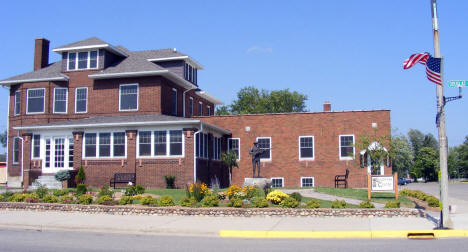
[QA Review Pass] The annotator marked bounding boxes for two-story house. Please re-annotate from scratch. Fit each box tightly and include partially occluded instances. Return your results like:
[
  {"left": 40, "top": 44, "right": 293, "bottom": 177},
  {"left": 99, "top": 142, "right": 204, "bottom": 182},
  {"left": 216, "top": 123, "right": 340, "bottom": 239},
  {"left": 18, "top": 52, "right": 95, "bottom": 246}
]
[{"left": 1, "top": 37, "right": 392, "bottom": 189}]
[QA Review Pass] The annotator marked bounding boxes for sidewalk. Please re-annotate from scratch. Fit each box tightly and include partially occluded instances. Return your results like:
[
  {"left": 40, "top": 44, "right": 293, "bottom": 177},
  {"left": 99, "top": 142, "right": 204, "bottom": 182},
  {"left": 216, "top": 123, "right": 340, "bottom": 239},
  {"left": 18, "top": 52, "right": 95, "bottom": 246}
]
[{"left": 0, "top": 210, "right": 443, "bottom": 238}]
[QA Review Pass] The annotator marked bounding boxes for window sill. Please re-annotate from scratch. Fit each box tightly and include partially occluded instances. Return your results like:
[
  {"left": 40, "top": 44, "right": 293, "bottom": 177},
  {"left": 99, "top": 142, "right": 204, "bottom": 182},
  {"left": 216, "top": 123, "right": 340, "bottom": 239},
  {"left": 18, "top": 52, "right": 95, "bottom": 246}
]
[
  {"left": 299, "top": 158, "right": 315, "bottom": 161},
  {"left": 137, "top": 156, "right": 184, "bottom": 159},
  {"left": 339, "top": 157, "right": 355, "bottom": 161},
  {"left": 75, "top": 111, "right": 88, "bottom": 114},
  {"left": 82, "top": 157, "right": 127, "bottom": 160},
  {"left": 260, "top": 159, "right": 272, "bottom": 162},
  {"left": 26, "top": 112, "right": 45, "bottom": 115}
]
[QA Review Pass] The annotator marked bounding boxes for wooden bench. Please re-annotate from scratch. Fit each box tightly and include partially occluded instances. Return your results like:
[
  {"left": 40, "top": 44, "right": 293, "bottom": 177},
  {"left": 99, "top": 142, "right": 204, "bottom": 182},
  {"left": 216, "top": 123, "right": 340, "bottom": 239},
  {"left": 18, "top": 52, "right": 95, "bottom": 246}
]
[
  {"left": 334, "top": 169, "right": 349, "bottom": 188},
  {"left": 109, "top": 173, "right": 136, "bottom": 189}
]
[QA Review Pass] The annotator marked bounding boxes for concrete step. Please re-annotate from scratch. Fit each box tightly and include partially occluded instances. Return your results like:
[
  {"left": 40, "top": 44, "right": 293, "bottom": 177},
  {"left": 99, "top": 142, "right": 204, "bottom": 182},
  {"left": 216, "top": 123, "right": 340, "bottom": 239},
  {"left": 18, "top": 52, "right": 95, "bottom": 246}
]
[{"left": 30, "top": 176, "right": 62, "bottom": 190}]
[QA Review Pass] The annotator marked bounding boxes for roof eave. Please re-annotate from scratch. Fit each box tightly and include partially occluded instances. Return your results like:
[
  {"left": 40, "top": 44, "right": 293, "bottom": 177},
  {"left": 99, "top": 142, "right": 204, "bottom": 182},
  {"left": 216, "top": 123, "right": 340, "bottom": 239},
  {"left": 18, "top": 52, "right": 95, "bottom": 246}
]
[
  {"left": 88, "top": 70, "right": 169, "bottom": 79},
  {"left": 53, "top": 44, "right": 128, "bottom": 57},
  {"left": 196, "top": 91, "right": 223, "bottom": 105},
  {"left": 148, "top": 56, "right": 204, "bottom": 70},
  {"left": 0, "top": 76, "right": 69, "bottom": 86}
]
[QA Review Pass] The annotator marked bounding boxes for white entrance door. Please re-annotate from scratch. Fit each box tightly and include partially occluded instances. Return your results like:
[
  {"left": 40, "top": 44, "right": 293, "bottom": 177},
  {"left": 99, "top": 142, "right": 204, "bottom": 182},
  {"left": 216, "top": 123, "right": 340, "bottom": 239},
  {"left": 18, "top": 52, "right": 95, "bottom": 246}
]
[
  {"left": 43, "top": 137, "right": 72, "bottom": 172},
  {"left": 367, "top": 155, "right": 384, "bottom": 175}
]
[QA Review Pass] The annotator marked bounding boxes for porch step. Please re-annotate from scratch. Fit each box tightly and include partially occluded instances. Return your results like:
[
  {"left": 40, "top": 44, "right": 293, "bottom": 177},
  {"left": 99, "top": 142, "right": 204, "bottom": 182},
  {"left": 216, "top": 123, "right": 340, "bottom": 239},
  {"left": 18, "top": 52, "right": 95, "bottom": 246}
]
[{"left": 29, "top": 176, "right": 62, "bottom": 190}]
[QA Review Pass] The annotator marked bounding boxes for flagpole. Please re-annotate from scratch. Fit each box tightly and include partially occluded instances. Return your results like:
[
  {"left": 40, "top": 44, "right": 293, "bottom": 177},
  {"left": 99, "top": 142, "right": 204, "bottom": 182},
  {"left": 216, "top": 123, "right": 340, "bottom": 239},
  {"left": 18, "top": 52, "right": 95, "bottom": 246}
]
[{"left": 431, "top": 0, "right": 451, "bottom": 229}]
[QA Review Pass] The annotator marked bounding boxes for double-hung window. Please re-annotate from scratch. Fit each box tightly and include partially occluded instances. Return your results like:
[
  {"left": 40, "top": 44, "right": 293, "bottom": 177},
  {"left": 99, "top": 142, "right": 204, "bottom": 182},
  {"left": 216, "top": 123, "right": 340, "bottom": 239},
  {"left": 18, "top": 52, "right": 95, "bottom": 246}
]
[
  {"left": 13, "top": 137, "right": 20, "bottom": 164},
  {"left": 198, "top": 102, "right": 203, "bottom": 116},
  {"left": 301, "top": 177, "right": 314, "bottom": 187},
  {"left": 68, "top": 50, "right": 98, "bottom": 70},
  {"left": 171, "top": 88, "right": 177, "bottom": 116},
  {"left": 271, "top": 178, "right": 284, "bottom": 188},
  {"left": 27, "top": 88, "right": 45, "bottom": 114},
  {"left": 154, "top": 131, "right": 167, "bottom": 156},
  {"left": 169, "top": 130, "right": 183, "bottom": 156},
  {"left": 120, "top": 84, "right": 138, "bottom": 111},
  {"left": 32, "top": 135, "right": 40, "bottom": 158},
  {"left": 84, "top": 132, "right": 126, "bottom": 158},
  {"left": 14, "top": 90, "right": 20, "bottom": 115},
  {"left": 299, "top": 136, "right": 314, "bottom": 160},
  {"left": 189, "top": 97, "right": 193, "bottom": 117},
  {"left": 228, "top": 138, "right": 240, "bottom": 160},
  {"left": 257, "top": 137, "right": 271, "bottom": 161},
  {"left": 75, "top": 87, "right": 88, "bottom": 113},
  {"left": 206, "top": 106, "right": 211, "bottom": 116},
  {"left": 138, "top": 131, "right": 152, "bottom": 156},
  {"left": 213, "top": 137, "right": 221, "bottom": 160},
  {"left": 53, "top": 88, "right": 68, "bottom": 113},
  {"left": 138, "top": 130, "right": 184, "bottom": 157},
  {"left": 339, "top": 135, "right": 355, "bottom": 160},
  {"left": 196, "top": 133, "right": 209, "bottom": 159}
]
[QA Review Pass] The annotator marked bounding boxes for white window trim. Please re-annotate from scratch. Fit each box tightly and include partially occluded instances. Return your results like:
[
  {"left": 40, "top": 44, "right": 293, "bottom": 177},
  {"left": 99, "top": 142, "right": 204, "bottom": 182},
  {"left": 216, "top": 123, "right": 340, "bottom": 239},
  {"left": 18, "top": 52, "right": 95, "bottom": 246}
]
[
  {"left": 12, "top": 137, "right": 20, "bottom": 164},
  {"left": 256, "top": 136, "right": 272, "bottom": 162},
  {"left": 136, "top": 129, "right": 185, "bottom": 159},
  {"left": 26, "top": 88, "right": 46, "bottom": 115},
  {"left": 301, "top": 177, "right": 315, "bottom": 187},
  {"left": 119, "top": 83, "right": 139, "bottom": 111},
  {"left": 82, "top": 131, "right": 128, "bottom": 159},
  {"left": 67, "top": 50, "right": 99, "bottom": 71},
  {"left": 14, "top": 90, "right": 20, "bottom": 116},
  {"left": 189, "top": 97, "right": 194, "bottom": 116},
  {"left": 339, "top": 134, "right": 355, "bottom": 160},
  {"left": 298, "top": 136, "right": 315, "bottom": 160},
  {"left": 228, "top": 138, "right": 241, "bottom": 161},
  {"left": 75, "top": 87, "right": 88, "bottom": 113},
  {"left": 271, "top": 177, "right": 284, "bottom": 188},
  {"left": 172, "top": 88, "right": 178, "bottom": 116},
  {"left": 53, "top": 87, "right": 68, "bottom": 114},
  {"left": 198, "top": 101, "right": 203, "bottom": 116}
]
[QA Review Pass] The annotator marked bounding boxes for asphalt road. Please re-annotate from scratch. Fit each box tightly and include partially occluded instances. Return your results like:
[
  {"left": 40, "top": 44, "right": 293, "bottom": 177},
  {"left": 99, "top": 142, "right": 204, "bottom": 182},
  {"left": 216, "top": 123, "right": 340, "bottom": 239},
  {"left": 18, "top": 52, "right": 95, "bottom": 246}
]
[
  {"left": 401, "top": 182, "right": 468, "bottom": 201},
  {"left": 0, "top": 228, "right": 466, "bottom": 252}
]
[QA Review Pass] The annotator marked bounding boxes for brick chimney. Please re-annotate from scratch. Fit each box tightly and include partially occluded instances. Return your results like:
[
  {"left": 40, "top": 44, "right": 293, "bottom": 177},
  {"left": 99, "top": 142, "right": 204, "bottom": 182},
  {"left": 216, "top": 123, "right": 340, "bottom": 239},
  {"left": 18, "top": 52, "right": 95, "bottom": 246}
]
[
  {"left": 34, "top": 38, "right": 50, "bottom": 71},
  {"left": 323, "top": 101, "right": 331, "bottom": 112}
]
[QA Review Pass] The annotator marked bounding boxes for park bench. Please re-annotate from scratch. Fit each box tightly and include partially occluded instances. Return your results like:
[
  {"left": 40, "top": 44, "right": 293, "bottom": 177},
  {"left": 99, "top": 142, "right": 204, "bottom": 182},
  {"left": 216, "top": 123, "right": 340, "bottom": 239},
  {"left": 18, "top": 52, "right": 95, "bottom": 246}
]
[
  {"left": 109, "top": 173, "right": 136, "bottom": 189},
  {"left": 334, "top": 169, "right": 349, "bottom": 188}
]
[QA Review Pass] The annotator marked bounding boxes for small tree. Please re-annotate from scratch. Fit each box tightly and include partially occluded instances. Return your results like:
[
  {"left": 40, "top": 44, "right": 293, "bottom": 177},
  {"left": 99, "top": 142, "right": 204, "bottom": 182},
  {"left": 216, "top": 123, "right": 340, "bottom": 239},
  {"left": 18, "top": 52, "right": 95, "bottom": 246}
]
[
  {"left": 75, "top": 166, "right": 86, "bottom": 184},
  {"left": 357, "top": 131, "right": 394, "bottom": 175},
  {"left": 221, "top": 151, "right": 238, "bottom": 185}
]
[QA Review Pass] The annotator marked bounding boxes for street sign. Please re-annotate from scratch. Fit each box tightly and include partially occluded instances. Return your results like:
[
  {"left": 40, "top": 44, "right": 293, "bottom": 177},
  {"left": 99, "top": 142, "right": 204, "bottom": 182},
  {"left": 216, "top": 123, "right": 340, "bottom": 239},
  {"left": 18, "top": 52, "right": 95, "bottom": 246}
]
[{"left": 447, "top": 80, "right": 468, "bottom": 87}]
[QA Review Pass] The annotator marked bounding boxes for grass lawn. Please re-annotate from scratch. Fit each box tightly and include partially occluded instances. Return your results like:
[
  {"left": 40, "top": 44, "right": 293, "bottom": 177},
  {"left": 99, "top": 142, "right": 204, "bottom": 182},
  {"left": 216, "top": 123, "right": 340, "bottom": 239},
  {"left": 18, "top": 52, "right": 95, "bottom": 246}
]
[
  {"left": 314, "top": 187, "right": 414, "bottom": 208},
  {"left": 145, "top": 188, "right": 187, "bottom": 203}
]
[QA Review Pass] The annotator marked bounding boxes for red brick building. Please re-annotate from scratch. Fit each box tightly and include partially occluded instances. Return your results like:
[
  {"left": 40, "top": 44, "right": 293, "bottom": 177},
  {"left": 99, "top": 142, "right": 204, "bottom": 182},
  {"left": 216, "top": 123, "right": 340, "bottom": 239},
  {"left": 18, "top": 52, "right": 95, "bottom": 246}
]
[{"left": 1, "top": 38, "right": 391, "bottom": 189}]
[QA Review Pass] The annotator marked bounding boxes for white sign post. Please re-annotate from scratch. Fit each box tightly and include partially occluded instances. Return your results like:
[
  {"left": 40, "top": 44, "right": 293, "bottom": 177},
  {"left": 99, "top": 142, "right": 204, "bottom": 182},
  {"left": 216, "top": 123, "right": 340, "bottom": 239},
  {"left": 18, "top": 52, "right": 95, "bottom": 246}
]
[{"left": 367, "top": 173, "right": 398, "bottom": 200}]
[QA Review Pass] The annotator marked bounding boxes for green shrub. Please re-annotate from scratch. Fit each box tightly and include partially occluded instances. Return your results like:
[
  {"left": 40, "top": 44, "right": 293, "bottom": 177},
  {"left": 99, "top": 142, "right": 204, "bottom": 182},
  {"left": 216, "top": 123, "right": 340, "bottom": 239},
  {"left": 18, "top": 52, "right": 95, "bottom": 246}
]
[
  {"left": 54, "top": 170, "right": 71, "bottom": 182},
  {"left": 384, "top": 200, "right": 400, "bottom": 208},
  {"left": 33, "top": 183, "right": 49, "bottom": 199},
  {"left": 0, "top": 195, "right": 4, "bottom": 202},
  {"left": 427, "top": 196, "right": 440, "bottom": 208},
  {"left": 187, "top": 182, "right": 209, "bottom": 202},
  {"left": 96, "top": 195, "right": 113, "bottom": 204},
  {"left": 42, "top": 195, "right": 59, "bottom": 203},
  {"left": 140, "top": 196, "right": 157, "bottom": 206},
  {"left": 251, "top": 197, "right": 269, "bottom": 208},
  {"left": 279, "top": 197, "right": 299, "bottom": 208},
  {"left": 289, "top": 192, "right": 303, "bottom": 202},
  {"left": 119, "top": 196, "right": 134, "bottom": 205},
  {"left": 59, "top": 195, "right": 75, "bottom": 204},
  {"left": 180, "top": 197, "right": 198, "bottom": 207},
  {"left": 78, "top": 194, "right": 93, "bottom": 205},
  {"left": 158, "top": 195, "right": 175, "bottom": 207},
  {"left": 164, "top": 175, "right": 176, "bottom": 189},
  {"left": 201, "top": 195, "right": 219, "bottom": 207},
  {"left": 305, "top": 199, "right": 321, "bottom": 209},
  {"left": 125, "top": 185, "right": 145, "bottom": 196},
  {"left": 359, "top": 200, "right": 375, "bottom": 208},
  {"left": 97, "top": 186, "right": 114, "bottom": 198},
  {"left": 331, "top": 200, "right": 347, "bottom": 209},
  {"left": 228, "top": 197, "right": 243, "bottom": 208},
  {"left": 9, "top": 193, "right": 28, "bottom": 202},
  {"left": 53, "top": 189, "right": 69, "bottom": 197},
  {"left": 266, "top": 190, "right": 289, "bottom": 204},
  {"left": 76, "top": 166, "right": 86, "bottom": 184},
  {"left": 75, "top": 184, "right": 87, "bottom": 196}
]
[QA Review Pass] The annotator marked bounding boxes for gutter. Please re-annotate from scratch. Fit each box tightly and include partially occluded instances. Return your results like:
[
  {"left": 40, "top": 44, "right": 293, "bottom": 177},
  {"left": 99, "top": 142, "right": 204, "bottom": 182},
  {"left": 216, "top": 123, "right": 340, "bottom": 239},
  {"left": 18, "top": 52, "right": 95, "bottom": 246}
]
[
  {"left": 16, "top": 133, "right": 24, "bottom": 188},
  {"left": 0, "top": 76, "right": 69, "bottom": 85},
  {"left": 5, "top": 87, "right": 9, "bottom": 185},
  {"left": 193, "top": 122, "right": 203, "bottom": 183}
]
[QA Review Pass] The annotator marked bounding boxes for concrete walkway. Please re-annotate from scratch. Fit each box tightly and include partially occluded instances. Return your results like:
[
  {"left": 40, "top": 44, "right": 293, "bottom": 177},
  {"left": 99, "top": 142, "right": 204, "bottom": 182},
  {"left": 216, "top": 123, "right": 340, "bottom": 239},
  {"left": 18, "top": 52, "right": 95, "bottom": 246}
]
[
  {"left": 0, "top": 210, "right": 437, "bottom": 238},
  {"left": 280, "top": 189, "right": 386, "bottom": 208}
]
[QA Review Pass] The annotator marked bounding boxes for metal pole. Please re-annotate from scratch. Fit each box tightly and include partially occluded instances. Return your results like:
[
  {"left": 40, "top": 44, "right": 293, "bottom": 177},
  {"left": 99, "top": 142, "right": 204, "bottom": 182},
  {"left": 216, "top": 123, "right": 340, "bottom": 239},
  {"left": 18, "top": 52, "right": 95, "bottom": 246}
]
[{"left": 431, "top": 0, "right": 451, "bottom": 228}]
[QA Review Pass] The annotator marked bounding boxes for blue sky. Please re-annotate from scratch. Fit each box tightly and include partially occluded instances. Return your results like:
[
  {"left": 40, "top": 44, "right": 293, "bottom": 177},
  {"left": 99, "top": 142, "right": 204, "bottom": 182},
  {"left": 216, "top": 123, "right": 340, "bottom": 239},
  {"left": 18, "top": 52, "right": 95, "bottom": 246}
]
[{"left": 1, "top": 0, "right": 467, "bottom": 152}]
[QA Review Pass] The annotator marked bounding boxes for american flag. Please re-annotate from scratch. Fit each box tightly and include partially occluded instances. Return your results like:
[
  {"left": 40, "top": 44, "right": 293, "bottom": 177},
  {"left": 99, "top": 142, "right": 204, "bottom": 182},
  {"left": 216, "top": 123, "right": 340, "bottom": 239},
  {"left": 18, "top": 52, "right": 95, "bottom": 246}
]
[{"left": 403, "top": 52, "right": 442, "bottom": 85}]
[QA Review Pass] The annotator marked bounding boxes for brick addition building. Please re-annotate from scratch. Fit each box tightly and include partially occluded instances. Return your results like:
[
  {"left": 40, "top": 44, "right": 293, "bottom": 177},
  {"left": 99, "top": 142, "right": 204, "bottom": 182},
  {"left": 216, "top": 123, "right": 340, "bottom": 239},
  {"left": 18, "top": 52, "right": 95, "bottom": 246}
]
[{"left": 1, "top": 37, "right": 391, "bottom": 189}]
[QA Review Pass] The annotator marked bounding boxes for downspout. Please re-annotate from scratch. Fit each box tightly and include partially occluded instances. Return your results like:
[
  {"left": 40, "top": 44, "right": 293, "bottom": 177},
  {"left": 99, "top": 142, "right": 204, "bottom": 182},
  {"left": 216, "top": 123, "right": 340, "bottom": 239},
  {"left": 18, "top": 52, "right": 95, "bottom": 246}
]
[
  {"left": 193, "top": 122, "right": 203, "bottom": 183},
  {"left": 5, "top": 86, "right": 10, "bottom": 185}
]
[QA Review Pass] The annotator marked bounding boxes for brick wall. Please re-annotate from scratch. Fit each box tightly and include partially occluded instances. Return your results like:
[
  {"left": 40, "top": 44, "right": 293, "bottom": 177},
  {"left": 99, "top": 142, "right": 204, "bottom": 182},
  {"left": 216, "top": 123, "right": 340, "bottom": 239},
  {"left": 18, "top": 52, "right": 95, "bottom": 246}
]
[{"left": 199, "top": 111, "right": 391, "bottom": 188}]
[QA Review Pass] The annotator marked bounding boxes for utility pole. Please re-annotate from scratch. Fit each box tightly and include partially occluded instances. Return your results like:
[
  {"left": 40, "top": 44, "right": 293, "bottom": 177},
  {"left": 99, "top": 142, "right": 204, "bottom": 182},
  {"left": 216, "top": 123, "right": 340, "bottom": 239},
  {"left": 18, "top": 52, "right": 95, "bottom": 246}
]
[{"left": 430, "top": 0, "right": 451, "bottom": 228}]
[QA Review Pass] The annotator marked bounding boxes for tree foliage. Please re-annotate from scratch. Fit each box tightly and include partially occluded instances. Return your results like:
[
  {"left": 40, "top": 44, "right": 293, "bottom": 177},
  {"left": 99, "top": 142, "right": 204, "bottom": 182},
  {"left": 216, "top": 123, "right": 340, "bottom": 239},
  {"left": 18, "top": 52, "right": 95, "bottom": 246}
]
[
  {"left": 356, "top": 131, "right": 393, "bottom": 175},
  {"left": 448, "top": 136, "right": 468, "bottom": 178},
  {"left": 221, "top": 151, "right": 239, "bottom": 185},
  {"left": 411, "top": 147, "right": 439, "bottom": 181},
  {"left": 0, "top": 130, "right": 7, "bottom": 148},
  {"left": 391, "top": 135, "right": 413, "bottom": 178},
  {"left": 216, "top": 86, "right": 307, "bottom": 115}
]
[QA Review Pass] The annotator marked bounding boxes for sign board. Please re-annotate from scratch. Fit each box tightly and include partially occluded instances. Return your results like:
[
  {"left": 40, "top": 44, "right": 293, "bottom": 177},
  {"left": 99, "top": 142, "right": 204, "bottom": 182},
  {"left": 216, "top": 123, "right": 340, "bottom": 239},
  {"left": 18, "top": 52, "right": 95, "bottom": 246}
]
[
  {"left": 367, "top": 173, "right": 398, "bottom": 200},
  {"left": 448, "top": 80, "right": 468, "bottom": 87},
  {"left": 371, "top": 176, "right": 394, "bottom": 191}
]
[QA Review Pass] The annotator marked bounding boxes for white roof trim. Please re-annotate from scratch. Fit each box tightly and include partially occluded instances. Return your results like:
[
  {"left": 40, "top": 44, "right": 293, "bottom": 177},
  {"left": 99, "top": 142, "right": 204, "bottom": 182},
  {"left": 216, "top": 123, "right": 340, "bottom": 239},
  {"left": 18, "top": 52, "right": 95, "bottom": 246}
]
[
  {"left": 148, "top": 56, "right": 204, "bottom": 70},
  {"left": 53, "top": 44, "right": 128, "bottom": 57},
  {"left": 13, "top": 120, "right": 231, "bottom": 134},
  {"left": 196, "top": 91, "right": 223, "bottom": 105},
  {"left": 0, "top": 76, "right": 69, "bottom": 85},
  {"left": 162, "top": 71, "right": 197, "bottom": 90},
  {"left": 89, "top": 70, "right": 169, "bottom": 79}
]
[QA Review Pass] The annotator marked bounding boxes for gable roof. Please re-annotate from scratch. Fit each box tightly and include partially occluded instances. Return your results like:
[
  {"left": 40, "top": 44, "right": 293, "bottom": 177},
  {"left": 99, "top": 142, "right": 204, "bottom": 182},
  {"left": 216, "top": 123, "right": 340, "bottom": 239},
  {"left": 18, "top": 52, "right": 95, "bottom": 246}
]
[
  {"left": 53, "top": 37, "right": 128, "bottom": 57},
  {"left": 13, "top": 113, "right": 231, "bottom": 134},
  {"left": 0, "top": 61, "right": 68, "bottom": 85}
]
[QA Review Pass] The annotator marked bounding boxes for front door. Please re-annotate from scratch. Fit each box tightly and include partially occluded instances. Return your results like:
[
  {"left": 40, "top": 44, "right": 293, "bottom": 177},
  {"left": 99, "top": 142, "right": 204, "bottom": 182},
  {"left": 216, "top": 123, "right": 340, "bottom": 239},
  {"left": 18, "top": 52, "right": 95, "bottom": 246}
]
[{"left": 43, "top": 137, "right": 73, "bottom": 172}]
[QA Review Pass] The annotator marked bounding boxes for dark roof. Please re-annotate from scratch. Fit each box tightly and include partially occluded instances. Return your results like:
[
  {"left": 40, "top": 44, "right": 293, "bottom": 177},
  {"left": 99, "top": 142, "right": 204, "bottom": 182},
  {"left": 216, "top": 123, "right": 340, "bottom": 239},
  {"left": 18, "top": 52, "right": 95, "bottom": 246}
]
[
  {"left": 54, "top": 37, "right": 108, "bottom": 50},
  {"left": 132, "top": 49, "right": 187, "bottom": 59},
  {"left": 93, "top": 52, "right": 167, "bottom": 75},
  {"left": 0, "top": 61, "right": 67, "bottom": 84}
]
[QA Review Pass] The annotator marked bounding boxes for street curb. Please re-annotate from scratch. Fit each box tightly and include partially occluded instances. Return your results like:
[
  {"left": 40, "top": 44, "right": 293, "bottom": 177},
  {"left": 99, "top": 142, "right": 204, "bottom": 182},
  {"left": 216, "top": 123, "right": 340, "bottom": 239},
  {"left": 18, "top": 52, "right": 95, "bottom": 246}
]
[{"left": 219, "top": 230, "right": 468, "bottom": 239}]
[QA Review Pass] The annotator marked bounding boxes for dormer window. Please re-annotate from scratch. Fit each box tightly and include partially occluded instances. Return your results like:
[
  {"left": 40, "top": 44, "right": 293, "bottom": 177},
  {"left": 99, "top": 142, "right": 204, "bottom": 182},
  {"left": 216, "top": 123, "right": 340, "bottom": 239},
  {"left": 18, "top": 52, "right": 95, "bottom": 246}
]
[
  {"left": 184, "top": 63, "right": 197, "bottom": 84},
  {"left": 67, "top": 50, "right": 98, "bottom": 71}
]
